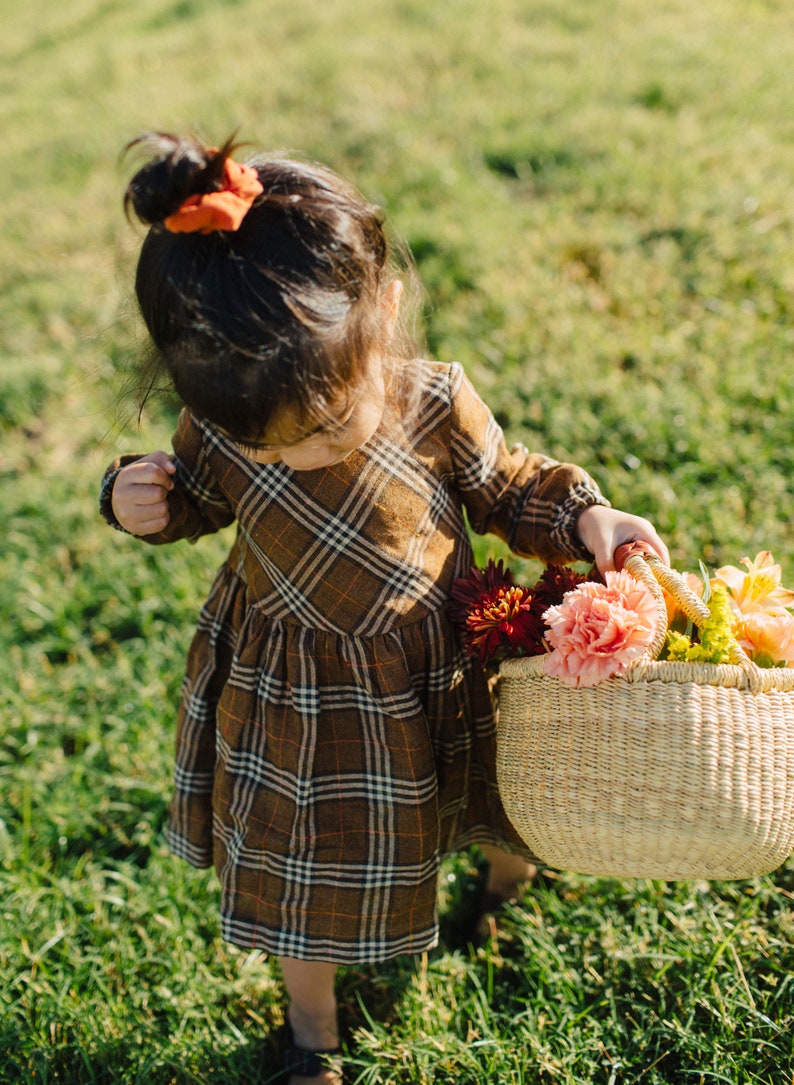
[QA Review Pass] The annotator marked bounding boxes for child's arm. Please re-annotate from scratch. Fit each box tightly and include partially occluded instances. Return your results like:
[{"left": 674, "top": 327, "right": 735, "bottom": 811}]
[
  {"left": 99, "top": 410, "right": 235, "bottom": 543},
  {"left": 447, "top": 364, "right": 667, "bottom": 569}
]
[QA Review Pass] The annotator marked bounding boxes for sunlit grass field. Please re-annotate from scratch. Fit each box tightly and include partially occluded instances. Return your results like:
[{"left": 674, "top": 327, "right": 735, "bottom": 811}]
[{"left": 1, "top": 0, "right": 793, "bottom": 1081}]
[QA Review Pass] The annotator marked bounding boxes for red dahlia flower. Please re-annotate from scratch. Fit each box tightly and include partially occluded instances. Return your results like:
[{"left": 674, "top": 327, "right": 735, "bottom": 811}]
[{"left": 450, "top": 559, "right": 586, "bottom": 665}]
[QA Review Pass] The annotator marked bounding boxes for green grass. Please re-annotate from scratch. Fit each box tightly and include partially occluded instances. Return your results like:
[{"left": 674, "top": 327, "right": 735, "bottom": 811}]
[{"left": 2, "top": 0, "right": 794, "bottom": 1080}]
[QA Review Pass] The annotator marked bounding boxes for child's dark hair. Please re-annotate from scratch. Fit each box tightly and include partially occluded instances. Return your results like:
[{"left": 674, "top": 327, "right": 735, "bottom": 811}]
[{"left": 124, "top": 132, "right": 418, "bottom": 440}]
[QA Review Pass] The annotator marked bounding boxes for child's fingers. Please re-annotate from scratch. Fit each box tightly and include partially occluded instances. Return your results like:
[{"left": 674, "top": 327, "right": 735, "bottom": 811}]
[
  {"left": 127, "top": 478, "right": 172, "bottom": 505},
  {"left": 625, "top": 527, "right": 669, "bottom": 567},
  {"left": 614, "top": 539, "right": 667, "bottom": 572},
  {"left": 112, "top": 453, "right": 175, "bottom": 534},
  {"left": 121, "top": 456, "right": 176, "bottom": 493},
  {"left": 128, "top": 509, "right": 171, "bottom": 534},
  {"left": 577, "top": 507, "right": 669, "bottom": 574},
  {"left": 599, "top": 530, "right": 668, "bottom": 574},
  {"left": 138, "top": 450, "right": 177, "bottom": 475},
  {"left": 113, "top": 490, "right": 171, "bottom": 534},
  {"left": 114, "top": 468, "right": 173, "bottom": 511}
]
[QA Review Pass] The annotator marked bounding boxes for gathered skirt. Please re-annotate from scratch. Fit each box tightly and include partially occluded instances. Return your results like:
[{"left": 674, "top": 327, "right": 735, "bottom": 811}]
[{"left": 165, "top": 562, "right": 531, "bottom": 963}]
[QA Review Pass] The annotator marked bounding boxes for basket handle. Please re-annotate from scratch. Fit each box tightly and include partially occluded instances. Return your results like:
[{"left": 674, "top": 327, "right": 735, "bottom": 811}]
[{"left": 618, "top": 544, "right": 764, "bottom": 690}]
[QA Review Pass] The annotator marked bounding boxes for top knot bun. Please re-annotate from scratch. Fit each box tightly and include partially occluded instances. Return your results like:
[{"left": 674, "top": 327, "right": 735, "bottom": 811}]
[{"left": 124, "top": 132, "right": 238, "bottom": 225}]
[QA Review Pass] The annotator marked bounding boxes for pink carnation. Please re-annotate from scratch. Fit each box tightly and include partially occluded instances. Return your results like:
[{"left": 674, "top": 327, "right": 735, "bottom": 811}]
[{"left": 542, "top": 569, "right": 658, "bottom": 687}]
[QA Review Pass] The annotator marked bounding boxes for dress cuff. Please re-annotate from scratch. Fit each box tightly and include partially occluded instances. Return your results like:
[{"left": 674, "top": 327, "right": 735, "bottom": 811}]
[
  {"left": 550, "top": 481, "right": 611, "bottom": 562},
  {"left": 100, "top": 460, "right": 137, "bottom": 531}
]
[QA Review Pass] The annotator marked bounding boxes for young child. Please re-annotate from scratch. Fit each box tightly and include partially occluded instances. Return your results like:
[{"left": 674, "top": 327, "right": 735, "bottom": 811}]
[{"left": 101, "top": 133, "right": 668, "bottom": 1084}]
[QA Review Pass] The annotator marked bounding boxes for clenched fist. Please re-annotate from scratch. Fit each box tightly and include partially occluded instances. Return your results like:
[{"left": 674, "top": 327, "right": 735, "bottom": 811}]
[{"left": 111, "top": 451, "right": 176, "bottom": 536}]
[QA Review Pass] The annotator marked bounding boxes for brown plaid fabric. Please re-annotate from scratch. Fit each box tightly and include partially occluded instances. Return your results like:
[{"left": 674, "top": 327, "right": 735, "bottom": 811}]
[{"left": 104, "top": 361, "right": 607, "bottom": 962}]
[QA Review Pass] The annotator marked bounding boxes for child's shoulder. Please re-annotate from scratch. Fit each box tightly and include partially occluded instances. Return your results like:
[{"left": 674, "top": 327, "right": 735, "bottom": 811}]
[
  {"left": 405, "top": 358, "right": 466, "bottom": 403},
  {"left": 391, "top": 359, "right": 484, "bottom": 432}
]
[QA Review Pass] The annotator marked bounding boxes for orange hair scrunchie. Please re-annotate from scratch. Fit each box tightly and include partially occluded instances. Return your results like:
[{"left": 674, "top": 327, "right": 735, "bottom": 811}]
[{"left": 164, "top": 157, "right": 264, "bottom": 234}]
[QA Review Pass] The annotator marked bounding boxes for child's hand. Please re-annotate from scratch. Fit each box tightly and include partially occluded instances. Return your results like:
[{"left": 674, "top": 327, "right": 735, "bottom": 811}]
[
  {"left": 576, "top": 505, "right": 669, "bottom": 575},
  {"left": 111, "top": 451, "right": 176, "bottom": 536}
]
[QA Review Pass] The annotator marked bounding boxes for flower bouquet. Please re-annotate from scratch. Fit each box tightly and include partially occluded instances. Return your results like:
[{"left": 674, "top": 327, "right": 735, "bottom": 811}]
[{"left": 453, "top": 548, "right": 794, "bottom": 880}]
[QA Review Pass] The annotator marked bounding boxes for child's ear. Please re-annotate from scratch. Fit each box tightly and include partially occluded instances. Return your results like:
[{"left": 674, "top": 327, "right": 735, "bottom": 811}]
[{"left": 380, "top": 280, "right": 403, "bottom": 343}]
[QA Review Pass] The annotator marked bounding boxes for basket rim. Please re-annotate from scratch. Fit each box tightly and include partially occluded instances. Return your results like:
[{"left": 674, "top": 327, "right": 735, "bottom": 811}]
[{"left": 498, "top": 651, "right": 794, "bottom": 692}]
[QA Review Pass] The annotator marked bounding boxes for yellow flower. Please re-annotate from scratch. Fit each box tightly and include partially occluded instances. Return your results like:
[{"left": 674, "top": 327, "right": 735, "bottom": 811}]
[
  {"left": 712, "top": 551, "right": 794, "bottom": 617},
  {"left": 663, "top": 582, "right": 739, "bottom": 665}
]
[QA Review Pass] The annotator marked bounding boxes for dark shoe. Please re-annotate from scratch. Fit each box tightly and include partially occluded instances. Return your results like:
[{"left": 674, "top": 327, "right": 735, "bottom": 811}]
[
  {"left": 281, "top": 1023, "right": 343, "bottom": 1082},
  {"left": 475, "top": 890, "right": 513, "bottom": 944}
]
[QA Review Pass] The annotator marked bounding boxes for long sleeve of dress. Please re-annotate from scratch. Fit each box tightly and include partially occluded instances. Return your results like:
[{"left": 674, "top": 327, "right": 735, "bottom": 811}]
[
  {"left": 99, "top": 409, "right": 236, "bottom": 544},
  {"left": 447, "top": 363, "right": 609, "bottom": 564}
]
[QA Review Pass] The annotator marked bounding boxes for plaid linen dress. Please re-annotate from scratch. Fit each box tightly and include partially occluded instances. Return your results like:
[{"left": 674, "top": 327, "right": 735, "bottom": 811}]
[{"left": 103, "top": 360, "right": 607, "bottom": 963}]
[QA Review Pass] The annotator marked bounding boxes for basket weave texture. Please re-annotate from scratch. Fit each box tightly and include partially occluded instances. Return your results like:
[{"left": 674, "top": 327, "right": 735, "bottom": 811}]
[{"left": 496, "top": 555, "right": 794, "bottom": 880}]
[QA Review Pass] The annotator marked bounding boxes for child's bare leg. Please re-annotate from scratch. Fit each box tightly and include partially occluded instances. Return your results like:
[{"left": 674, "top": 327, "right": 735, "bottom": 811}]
[
  {"left": 279, "top": 957, "right": 341, "bottom": 1085},
  {"left": 480, "top": 844, "right": 536, "bottom": 901}
]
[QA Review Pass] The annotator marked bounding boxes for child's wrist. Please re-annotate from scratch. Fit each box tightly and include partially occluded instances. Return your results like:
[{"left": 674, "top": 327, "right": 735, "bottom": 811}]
[{"left": 98, "top": 468, "right": 132, "bottom": 534}]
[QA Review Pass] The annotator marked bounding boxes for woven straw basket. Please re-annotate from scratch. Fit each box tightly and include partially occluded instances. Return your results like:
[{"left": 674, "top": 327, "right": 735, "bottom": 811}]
[{"left": 496, "top": 553, "right": 794, "bottom": 880}]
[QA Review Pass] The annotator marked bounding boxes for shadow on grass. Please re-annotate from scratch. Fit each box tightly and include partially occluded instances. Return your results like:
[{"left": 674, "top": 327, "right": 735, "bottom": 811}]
[
  {"left": 2, "top": 850, "right": 492, "bottom": 1085},
  {"left": 0, "top": 1023, "right": 285, "bottom": 1085},
  {"left": 2, "top": 957, "right": 420, "bottom": 1085}
]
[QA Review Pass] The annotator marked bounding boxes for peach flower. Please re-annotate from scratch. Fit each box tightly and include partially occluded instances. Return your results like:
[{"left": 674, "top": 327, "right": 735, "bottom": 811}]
[
  {"left": 542, "top": 569, "right": 658, "bottom": 687},
  {"left": 735, "top": 611, "right": 794, "bottom": 668}
]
